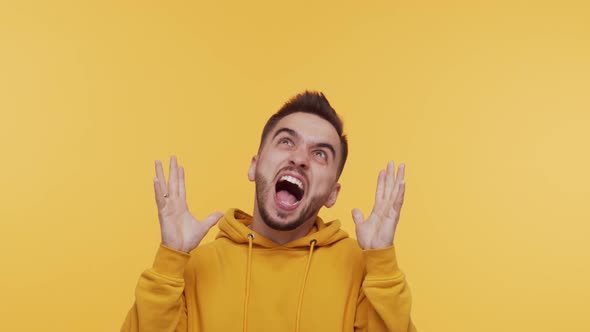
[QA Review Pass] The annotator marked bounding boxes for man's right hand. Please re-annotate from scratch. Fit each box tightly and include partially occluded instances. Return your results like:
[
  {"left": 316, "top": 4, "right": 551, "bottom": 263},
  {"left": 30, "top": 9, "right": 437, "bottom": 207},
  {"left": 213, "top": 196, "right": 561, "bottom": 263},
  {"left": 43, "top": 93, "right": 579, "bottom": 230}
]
[{"left": 153, "top": 155, "right": 223, "bottom": 253}]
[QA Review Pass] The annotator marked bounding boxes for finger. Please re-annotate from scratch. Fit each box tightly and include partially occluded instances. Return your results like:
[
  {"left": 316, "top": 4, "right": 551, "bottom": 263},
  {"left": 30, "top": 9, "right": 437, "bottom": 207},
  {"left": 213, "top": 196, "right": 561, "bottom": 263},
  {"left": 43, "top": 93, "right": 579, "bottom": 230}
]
[
  {"left": 391, "top": 163, "right": 405, "bottom": 205},
  {"left": 201, "top": 211, "right": 224, "bottom": 230},
  {"left": 153, "top": 178, "right": 165, "bottom": 209},
  {"left": 168, "top": 155, "right": 179, "bottom": 197},
  {"left": 375, "top": 170, "right": 385, "bottom": 205},
  {"left": 179, "top": 166, "right": 186, "bottom": 198},
  {"left": 155, "top": 160, "right": 167, "bottom": 195},
  {"left": 371, "top": 170, "right": 385, "bottom": 215},
  {"left": 383, "top": 161, "right": 396, "bottom": 205},
  {"left": 396, "top": 163, "right": 405, "bottom": 182},
  {"left": 393, "top": 181, "right": 406, "bottom": 214},
  {"left": 351, "top": 208, "right": 365, "bottom": 226}
]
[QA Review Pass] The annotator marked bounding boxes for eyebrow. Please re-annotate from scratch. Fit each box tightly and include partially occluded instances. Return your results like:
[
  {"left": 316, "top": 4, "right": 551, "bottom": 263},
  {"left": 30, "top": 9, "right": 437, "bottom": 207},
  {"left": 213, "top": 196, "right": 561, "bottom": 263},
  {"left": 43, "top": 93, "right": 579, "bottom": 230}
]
[
  {"left": 272, "top": 127, "right": 298, "bottom": 140},
  {"left": 272, "top": 127, "right": 336, "bottom": 160}
]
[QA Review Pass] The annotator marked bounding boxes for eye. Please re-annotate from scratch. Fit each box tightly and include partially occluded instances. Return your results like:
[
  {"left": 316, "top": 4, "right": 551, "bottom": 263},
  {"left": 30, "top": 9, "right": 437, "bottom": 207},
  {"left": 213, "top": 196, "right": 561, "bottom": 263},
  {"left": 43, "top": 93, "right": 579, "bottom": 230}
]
[
  {"left": 279, "top": 138, "right": 293, "bottom": 146},
  {"left": 314, "top": 150, "right": 327, "bottom": 160}
]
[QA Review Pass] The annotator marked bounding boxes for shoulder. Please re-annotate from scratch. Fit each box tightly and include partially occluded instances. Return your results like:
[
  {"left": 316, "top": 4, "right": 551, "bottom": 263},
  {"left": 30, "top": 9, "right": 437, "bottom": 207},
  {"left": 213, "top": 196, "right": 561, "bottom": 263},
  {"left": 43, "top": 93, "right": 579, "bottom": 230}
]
[
  {"left": 182, "top": 238, "right": 237, "bottom": 281},
  {"left": 314, "top": 238, "right": 366, "bottom": 278},
  {"left": 321, "top": 237, "right": 364, "bottom": 263},
  {"left": 331, "top": 237, "right": 362, "bottom": 252},
  {"left": 191, "top": 237, "right": 234, "bottom": 257}
]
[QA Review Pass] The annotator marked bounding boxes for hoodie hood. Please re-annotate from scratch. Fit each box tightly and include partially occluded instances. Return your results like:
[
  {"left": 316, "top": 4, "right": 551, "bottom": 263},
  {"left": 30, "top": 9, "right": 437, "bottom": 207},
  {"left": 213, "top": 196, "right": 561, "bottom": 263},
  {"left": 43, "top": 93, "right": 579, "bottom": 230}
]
[{"left": 216, "top": 208, "right": 349, "bottom": 248}]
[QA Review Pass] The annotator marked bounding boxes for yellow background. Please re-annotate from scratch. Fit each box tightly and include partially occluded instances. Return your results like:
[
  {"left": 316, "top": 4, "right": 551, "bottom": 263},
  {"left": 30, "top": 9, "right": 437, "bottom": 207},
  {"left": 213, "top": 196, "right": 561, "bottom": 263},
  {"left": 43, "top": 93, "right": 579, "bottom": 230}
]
[{"left": 1, "top": 1, "right": 589, "bottom": 331}]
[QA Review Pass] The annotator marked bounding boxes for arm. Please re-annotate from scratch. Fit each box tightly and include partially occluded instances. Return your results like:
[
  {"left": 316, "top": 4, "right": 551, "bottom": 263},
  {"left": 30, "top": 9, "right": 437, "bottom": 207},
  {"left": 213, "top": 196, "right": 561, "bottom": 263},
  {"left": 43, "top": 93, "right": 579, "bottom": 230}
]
[
  {"left": 354, "top": 246, "right": 416, "bottom": 332},
  {"left": 352, "top": 161, "right": 416, "bottom": 331},
  {"left": 121, "top": 156, "right": 222, "bottom": 332},
  {"left": 121, "top": 245, "right": 190, "bottom": 332}
]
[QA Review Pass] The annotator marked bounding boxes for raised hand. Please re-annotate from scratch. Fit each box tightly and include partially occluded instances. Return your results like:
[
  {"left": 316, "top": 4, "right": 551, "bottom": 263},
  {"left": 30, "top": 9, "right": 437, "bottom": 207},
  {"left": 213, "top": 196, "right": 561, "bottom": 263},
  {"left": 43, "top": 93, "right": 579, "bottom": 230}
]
[
  {"left": 352, "top": 161, "right": 406, "bottom": 250},
  {"left": 153, "top": 155, "right": 223, "bottom": 253}
]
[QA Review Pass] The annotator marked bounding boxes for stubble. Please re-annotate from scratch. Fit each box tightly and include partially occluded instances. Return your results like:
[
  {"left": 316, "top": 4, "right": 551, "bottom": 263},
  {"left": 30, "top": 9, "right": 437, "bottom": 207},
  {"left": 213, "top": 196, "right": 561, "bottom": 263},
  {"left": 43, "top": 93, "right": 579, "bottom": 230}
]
[{"left": 255, "top": 170, "right": 328, "bottom": 231}]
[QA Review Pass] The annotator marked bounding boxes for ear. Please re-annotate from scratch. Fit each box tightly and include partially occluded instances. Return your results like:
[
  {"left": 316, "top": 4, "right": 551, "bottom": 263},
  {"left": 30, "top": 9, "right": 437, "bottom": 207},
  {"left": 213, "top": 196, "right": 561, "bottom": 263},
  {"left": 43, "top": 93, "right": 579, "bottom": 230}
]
[
  {"left": 324, "top": 182, "right": 341, "bottom": 208},
  {"left": 248, "top": 155, "right": 258, "bottom": 182}
]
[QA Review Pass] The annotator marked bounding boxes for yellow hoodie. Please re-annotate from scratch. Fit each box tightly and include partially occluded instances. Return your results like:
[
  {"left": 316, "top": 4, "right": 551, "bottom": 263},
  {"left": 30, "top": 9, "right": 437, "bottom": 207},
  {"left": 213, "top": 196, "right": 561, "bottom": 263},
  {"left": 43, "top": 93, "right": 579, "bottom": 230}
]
[{"left": 121, "top": 209, "right": 416, "bottom": 332}]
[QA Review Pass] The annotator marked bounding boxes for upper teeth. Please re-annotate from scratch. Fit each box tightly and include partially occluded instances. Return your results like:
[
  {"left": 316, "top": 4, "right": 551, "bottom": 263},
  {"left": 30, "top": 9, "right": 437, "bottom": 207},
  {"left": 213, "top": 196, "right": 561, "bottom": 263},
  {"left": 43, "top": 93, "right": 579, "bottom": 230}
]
[{"left": 281, "top": 175, "right": 303, "bottom": 190}]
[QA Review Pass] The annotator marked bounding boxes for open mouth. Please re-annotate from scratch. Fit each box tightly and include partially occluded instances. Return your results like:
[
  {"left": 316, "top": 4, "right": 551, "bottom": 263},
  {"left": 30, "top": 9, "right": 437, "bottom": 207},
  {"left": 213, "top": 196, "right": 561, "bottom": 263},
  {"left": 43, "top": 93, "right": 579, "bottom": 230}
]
[{"left": 274, "top": 175, "right": 305, "bottom": 210}]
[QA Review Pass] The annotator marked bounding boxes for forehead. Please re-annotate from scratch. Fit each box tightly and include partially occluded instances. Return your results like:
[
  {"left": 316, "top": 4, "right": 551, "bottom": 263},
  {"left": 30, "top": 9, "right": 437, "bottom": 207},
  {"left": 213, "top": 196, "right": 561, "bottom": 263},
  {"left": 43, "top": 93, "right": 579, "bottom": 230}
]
[{"left": 271, "top": 112, "right": 341, "bottom": 148}]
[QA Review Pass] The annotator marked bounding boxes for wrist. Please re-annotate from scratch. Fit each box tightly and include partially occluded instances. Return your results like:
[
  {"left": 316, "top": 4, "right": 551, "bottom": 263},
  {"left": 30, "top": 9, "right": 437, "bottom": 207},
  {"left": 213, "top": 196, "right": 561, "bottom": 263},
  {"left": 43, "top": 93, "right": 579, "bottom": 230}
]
[
  {"left": 363, "top": 245, "right": 402, "bottom": 278},
  {"left": 152, "top": 243, "right": 192, "bottom": 278}
]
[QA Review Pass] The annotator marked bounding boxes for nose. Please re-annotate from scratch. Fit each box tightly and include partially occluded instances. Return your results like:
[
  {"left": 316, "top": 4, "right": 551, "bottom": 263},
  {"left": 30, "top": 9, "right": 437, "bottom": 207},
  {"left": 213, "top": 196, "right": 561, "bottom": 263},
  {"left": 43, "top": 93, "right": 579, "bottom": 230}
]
[{"left": 289, "top": 146, "right": 309, "bottom": 170}]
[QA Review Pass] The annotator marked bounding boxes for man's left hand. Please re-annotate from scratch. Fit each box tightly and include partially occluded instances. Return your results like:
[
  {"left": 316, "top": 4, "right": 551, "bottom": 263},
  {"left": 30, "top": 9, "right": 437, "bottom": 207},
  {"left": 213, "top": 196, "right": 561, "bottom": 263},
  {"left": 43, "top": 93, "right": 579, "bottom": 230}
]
[{"left": 352, "top": 161, "right": 406, "bottom": 250}]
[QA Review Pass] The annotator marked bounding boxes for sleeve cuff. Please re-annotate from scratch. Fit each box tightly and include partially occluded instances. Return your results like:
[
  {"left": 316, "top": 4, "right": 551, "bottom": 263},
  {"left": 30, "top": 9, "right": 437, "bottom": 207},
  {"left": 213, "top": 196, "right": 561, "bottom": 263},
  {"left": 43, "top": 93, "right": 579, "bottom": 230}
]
[
  {"left": 151, "top": 244, "right": 191, "bottom": 278},
  {"left": 362, "top": 245, "right": 402, "bottom": 278}
]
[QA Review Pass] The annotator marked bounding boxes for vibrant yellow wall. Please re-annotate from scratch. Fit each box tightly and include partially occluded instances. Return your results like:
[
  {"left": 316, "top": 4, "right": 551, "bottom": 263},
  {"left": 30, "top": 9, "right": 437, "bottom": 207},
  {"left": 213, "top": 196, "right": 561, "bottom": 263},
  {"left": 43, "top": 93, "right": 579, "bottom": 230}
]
[{"left": 1, "top": 1, "right": 589, "bottom": 331}]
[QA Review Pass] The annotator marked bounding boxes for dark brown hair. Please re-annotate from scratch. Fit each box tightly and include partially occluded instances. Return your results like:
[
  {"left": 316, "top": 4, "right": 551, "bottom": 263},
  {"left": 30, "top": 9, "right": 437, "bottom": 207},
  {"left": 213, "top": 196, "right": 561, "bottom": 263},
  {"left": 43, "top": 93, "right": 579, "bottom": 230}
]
[{"left": 259, "top": 91, "right": 348, "bottom": 177}]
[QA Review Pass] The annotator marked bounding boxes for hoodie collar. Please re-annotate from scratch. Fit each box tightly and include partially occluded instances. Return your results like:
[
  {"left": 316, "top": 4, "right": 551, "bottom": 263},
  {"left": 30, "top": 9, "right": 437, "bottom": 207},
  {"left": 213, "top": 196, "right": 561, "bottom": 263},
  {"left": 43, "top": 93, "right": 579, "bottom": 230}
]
[{"left": 216, "top": 208, "right": 349, "bottom": 248}]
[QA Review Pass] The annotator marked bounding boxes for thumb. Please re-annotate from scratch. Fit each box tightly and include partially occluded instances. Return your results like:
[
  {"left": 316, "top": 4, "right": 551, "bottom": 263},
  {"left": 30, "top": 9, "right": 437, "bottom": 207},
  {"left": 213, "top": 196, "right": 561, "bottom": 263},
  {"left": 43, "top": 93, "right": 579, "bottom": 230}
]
[
  {"left": 351, "top": 208, "right": 365, "bottom": 226},
  {"left": 202, "top": 211, "right": 224, "bottom": 230}
]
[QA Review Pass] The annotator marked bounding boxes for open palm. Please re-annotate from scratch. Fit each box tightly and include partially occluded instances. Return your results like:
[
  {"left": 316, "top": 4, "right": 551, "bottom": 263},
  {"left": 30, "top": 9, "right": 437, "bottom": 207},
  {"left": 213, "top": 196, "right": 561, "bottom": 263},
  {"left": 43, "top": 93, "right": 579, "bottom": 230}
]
[
  {"left": 352, "top": 161, "right": 406, "bottom": 250},
  {"left": 153, "top": 156, "right": 223, "bottom": 253}
]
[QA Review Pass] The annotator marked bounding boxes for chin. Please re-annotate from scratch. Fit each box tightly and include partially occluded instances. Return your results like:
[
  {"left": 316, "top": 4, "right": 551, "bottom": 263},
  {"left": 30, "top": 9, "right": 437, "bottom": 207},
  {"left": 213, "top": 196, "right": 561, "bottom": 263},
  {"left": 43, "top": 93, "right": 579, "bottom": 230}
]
[{"left": 261, "top": 205, "right": 308, "bottom": 232}]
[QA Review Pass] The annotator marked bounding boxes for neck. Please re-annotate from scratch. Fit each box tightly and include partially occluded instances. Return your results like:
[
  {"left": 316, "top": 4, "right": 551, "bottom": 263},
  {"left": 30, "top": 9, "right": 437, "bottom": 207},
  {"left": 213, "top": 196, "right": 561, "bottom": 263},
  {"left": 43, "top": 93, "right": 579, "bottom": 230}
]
[{"left": 250, "top": 205, "right": 316, "bottom": 246}]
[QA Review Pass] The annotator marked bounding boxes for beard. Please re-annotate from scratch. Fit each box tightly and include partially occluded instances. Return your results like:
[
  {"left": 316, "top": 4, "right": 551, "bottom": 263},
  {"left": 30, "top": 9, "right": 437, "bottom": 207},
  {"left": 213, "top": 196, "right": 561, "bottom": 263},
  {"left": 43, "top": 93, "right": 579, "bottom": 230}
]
[{"left": 255, "top": 169, "right": 329, "bottom": 231}]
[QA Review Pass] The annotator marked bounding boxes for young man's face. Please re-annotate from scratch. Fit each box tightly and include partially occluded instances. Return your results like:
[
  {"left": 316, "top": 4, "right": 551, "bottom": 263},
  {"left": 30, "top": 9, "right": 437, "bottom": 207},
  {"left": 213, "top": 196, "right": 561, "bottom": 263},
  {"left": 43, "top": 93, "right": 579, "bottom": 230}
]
[{"left": 248, "top": 112, "right": 342, "bottom": 231}]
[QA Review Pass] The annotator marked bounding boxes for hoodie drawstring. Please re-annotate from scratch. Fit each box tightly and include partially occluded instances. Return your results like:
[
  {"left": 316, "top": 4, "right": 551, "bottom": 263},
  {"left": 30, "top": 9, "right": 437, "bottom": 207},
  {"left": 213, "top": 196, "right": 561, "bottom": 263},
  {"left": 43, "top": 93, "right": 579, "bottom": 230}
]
[
  {"left": 242, "top": 236, "right": 317, "bottom": 332},
  {"left": 295, "top": 239, "right": 316, "bottom": 332},
  {"left": 243, "top": 233, "right": 255, "bottom": 332}
]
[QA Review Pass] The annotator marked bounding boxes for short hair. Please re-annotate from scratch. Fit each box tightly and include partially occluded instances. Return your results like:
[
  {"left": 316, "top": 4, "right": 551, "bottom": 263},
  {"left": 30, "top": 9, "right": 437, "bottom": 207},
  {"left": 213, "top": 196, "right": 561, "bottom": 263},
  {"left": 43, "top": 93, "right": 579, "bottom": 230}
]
[{"left": 259, "top": 91, "right": 348, "bottom": 177}]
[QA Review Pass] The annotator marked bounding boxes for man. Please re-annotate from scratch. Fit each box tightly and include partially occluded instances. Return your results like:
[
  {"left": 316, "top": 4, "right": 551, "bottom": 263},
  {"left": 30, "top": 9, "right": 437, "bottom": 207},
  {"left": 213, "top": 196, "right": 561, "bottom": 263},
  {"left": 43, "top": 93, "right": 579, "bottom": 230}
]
[{"left": 121, "top": 91, "right": 416, "bottom": 331}]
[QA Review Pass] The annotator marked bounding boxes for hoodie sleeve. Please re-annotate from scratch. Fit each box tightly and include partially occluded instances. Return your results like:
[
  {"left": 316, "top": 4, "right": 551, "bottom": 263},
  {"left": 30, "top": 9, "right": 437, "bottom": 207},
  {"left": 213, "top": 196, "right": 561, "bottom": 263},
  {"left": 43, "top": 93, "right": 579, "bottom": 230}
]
[
  {"left": 354, "top": 245, "right": 417, "bottom": 332},
  {"left": 120, "top": 244, "right": 191, "bottom": 332}
]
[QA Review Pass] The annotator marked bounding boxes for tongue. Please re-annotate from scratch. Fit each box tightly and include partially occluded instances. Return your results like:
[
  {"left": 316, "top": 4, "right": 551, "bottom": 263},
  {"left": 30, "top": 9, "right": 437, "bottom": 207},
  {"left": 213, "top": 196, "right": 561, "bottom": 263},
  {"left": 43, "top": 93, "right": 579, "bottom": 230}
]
[{"left": 277, "top": 190, "right": 297, "bottom": 205}]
